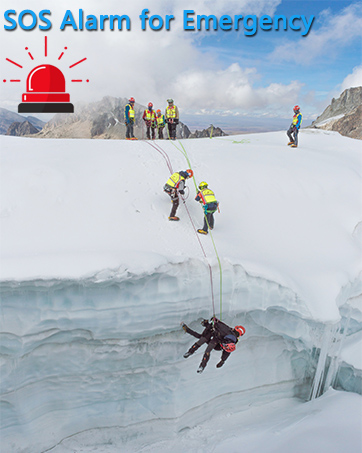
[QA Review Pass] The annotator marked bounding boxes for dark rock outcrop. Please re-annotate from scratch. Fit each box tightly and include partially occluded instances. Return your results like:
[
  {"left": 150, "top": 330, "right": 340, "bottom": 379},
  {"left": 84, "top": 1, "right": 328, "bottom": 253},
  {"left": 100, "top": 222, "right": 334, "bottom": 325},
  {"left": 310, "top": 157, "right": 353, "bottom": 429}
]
[
  {"left": 6, "top": 120, "right": 40, "bottom": 136},
  {"left": 310, "top": 87, "right": 362, "bottom": 139},
  {"left": 0, "top": 108, "right": 45, "bottom": 135},
  {"left": 189, "top": 125, "right": 227, "bottom": 139}
]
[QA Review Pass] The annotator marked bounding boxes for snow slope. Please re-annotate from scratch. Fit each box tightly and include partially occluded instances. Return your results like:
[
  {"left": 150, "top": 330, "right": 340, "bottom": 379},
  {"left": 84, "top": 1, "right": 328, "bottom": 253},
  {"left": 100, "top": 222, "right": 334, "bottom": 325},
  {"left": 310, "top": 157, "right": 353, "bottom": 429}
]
[{"left": 0, "top": 130, "right": 361, "bottom": 452}]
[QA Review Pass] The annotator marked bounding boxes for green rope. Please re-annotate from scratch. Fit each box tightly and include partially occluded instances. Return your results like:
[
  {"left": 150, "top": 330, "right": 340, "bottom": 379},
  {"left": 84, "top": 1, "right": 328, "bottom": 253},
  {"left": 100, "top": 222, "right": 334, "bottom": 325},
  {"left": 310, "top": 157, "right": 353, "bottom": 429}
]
[{"left": 177, "top": 139, "right": 224, "bottom": 320}]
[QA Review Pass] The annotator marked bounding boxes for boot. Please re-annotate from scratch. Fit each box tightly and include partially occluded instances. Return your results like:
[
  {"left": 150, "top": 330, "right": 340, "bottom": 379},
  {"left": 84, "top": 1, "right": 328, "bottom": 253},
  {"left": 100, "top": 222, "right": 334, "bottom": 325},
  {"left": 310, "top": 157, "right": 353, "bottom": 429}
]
[
  {"left": 287, "top": 141, "right": 294, "bottom": 145},
  {"left": 197, "top": 229, "right": 207, "bottom": 235},
  {"left": 169, "top": 216, "right": 180, "bottom": 221},
  {"left": 197, "top": 365, "right": 205, "bottom": 373},
  {"left": 290, "top": 144, "right": 298, "bottom": 148},
  {"left": 183, "top": 343, "right": 199, "bottom": 358},
  {"left": 216, "top": 360, "right": 225, "bottom": 368}
]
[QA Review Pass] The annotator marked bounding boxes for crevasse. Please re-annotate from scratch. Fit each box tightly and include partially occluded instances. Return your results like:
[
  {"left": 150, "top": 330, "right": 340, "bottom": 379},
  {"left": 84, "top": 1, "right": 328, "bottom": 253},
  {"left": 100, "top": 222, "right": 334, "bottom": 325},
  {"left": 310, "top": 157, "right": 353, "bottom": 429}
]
[{"left": 1, "top": 260, "right": 360, "bottom": 453}]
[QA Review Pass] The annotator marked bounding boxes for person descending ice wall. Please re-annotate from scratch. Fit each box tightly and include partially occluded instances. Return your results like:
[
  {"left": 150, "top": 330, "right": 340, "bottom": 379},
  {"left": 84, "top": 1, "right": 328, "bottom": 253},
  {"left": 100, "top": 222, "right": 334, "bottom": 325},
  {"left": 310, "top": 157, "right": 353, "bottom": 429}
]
[
  {"left": 195, "top": 181, "right": 219, "bottom": 235},
  {"left": 182, "top": 318, "right": 246, "bottom": 373},
  {"left": 287, "top": 105, "right": 302, "bottom": 148},
  {"left": 163, "top": 169, "right": 193, "bottom": 220}
]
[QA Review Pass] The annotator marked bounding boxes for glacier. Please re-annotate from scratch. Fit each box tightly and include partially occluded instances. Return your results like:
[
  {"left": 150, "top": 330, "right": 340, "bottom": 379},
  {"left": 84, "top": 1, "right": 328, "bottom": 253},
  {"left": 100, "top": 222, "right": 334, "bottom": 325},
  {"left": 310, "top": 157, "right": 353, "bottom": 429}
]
[{"left": 0, "top": 130, "right": 361, "bottom": 452}]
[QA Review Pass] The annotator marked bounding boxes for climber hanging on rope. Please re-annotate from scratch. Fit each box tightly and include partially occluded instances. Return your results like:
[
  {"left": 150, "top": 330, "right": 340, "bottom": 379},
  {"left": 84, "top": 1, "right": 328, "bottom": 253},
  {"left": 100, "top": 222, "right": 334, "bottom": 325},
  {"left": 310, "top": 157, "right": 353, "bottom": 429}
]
[
  {"left": 182, "top": 318, "right": 245, "bottom": 373},
  {"left": 195, "top": 181, "right": 219, "bottom": 235},
  {"left": 163, "top": 169, "right": 193, "bottom": 221}
]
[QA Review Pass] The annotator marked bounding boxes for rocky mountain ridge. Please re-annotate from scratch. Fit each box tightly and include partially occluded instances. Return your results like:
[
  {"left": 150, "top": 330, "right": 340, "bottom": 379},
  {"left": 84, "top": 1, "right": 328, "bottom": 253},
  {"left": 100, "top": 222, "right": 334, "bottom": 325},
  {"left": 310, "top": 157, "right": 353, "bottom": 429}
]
[
  {"left": 189, "top": 125, "right": 227, "bottom": 139},
  {"left": 310, "top": 86, "right": 362, "bottom": 139},
  {"left": 0, "top": 108, "right": 45, "bottom": 135},
  {"left": 6, "top": 121, "right": 39, "bottom": 136},
  {"left": 36, "top": 97, "right": 192, "bottom": 140}
]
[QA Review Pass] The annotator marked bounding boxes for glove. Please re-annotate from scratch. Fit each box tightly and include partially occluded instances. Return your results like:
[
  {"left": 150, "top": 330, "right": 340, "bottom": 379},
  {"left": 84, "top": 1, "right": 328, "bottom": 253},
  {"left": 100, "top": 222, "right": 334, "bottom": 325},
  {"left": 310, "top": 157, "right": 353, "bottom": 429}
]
[
  {"left": 216, "top": 360, "right": 225, "bottom": 368},
  {"left": 179, "top": 190, "right": 185, "bottom": 195},
  {"left": 174, "top": 119, "right": 179, "bottom": 124},
  {"left": 181, "top": 322, "right": 187, "bottom": 332}
]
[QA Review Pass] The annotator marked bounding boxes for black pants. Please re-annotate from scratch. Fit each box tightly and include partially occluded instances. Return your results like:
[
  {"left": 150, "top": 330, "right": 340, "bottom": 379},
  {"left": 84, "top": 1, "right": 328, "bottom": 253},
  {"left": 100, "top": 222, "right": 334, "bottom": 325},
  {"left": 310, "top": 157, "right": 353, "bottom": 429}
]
[
  {"left": 287, "top": 125, "right": 299, "bottom": 146},
  {"left": 146, "top": 126, "right": 156, "bottom": 140},
  {"left": 165, "top": 189, "right": 179, "bottom": 217},
  {"left": 200, "top": 338, "right": 230, "bottom": 369},
  {"left": 168, "top": 122, "right": 177, "bottom": 140},
  {"left": 203, "top": 212, "right": 215, "bottom": 232},
  {"left": 126, "top": 122, "right": 134, "bottom": 139},
  {"left": 158, "top": 127, "right": 164, "bottom": 139}
]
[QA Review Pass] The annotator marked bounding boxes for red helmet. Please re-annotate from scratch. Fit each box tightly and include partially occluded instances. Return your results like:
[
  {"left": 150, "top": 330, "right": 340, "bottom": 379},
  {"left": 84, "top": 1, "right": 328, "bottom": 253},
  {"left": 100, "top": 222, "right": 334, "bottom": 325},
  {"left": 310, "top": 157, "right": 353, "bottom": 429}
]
[
  {"left": 234, "top": 326, "right": 245, "bottom": 337},
  {"left": 186, "top": 169, "right": 193, "bottom": 178},
  {"left": 148, "top": 102, "right": 153, "bottom": 109},
  {"left": 293, "top": 105, "right": 300, "bottom": 112},
  {"left": 221, "top": 342, "right": 236, "bottom": 353},
  {"left": 129, "top": 97, "right": 135, "bottom": 103},
  {"left": 156, "top": 109, "right": 161, "bottom": 114}
]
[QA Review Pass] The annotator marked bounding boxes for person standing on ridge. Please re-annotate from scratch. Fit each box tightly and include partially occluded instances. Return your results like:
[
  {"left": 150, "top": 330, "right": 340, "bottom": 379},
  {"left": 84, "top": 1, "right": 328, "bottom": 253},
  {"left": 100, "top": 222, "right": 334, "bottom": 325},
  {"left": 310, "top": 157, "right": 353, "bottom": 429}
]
[
  {"left": 182, "top": 317, "right": 246, "bottom": 373},
  {"left": 143, "top": 102, "right": 157, "bottom": 140},
  {"left": 195, "top": 182, "right": 219, "bottom": 235},
  {"left": 124, "top": 97, "right": 137, "bottom": 140},
  {"left": 287, "top": 105, "right": 302, "bottom": 148},
  {"left": 165, "top": 99, "right": 179, "bottom": 140},
  {"left": 163, "top": 169, "right": 193, "bottom": 220},
  {"left": 156, "top": 109, "right": 166, "bottom": 139}
]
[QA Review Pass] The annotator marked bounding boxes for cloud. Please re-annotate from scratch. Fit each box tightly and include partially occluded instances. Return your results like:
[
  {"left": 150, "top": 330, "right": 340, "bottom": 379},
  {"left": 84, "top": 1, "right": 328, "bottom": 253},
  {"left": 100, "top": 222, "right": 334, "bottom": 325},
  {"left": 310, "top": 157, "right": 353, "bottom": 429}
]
[
  {"left": 171, "top": 63, "right": 303, "bottom": 113},
  {"left": 341, "top": 65, "right": 362, "bottom": 91},
  {"left": 0, "top": 0, "right": 304, "bottom": 120},
  {"left": 270, "top": 3, "right": 362, "bottom": 64}
]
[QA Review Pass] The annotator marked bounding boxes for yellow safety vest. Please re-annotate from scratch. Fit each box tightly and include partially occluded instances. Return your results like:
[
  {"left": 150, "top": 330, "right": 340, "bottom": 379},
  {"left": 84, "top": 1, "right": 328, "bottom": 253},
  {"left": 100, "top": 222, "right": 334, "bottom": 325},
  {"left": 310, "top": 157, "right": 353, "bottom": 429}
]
[
  {"left": 166, "top": 172, "right": 184, "bottom": 188},
  {"left": 200, "top": 188, "right": 217, "bottom": 204},
  {"left": 292, "top": 113, "right": 302, "bottom": 126},
  {"left": 144, "top": 109, "right": 155, "bottom": 121},
  {"left": 124, "top": 104, "right": 135, "bottom": 120},
  {"left": 166, "top": 105, "right": 177, "bottom": 119},
  {"left": 157, "top": 115, "right": 165, "bottom": 127}
]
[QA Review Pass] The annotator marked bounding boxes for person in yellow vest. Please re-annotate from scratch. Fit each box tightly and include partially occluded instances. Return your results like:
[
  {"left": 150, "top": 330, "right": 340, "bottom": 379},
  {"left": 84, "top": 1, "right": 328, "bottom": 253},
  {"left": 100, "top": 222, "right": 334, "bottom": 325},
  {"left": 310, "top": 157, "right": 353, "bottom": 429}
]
[
  {"left": 143, "top": 102, "right": 157, "bottom": 139},
  {"left": 165, "top": 98, "right": 179, "bottom": 140},
  {"left": 287, "top": 105, "right": 302, "bottom": 148},
  {"left": 124, "top": 97, "right": 137, "bottom": 140},
  {"left": 163, "top": 169, "right": 193, "bottom": 220},
  {"left": 156, "top": 109, "right": 166, "bottom": 139},
  {"left": 195, "top": 182, "right": 218, "bottom": 234}
]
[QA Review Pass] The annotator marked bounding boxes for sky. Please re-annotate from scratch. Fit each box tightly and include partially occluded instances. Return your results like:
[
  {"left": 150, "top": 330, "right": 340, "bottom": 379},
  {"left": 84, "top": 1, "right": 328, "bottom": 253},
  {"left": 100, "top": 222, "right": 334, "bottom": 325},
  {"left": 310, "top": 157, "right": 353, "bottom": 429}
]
[{"left": 0, "top": 0, "right": 361, "bottom": 131}]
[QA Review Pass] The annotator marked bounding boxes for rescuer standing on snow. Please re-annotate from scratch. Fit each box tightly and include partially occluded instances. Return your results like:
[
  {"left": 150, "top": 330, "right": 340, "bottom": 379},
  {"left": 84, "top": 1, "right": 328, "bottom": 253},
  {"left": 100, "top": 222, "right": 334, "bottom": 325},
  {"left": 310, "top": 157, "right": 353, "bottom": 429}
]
[
  {"left": 143, "top": 102, "right": 157, "bottom": 140},
  {"left": 165, "top": 99, "right": 179, "bottom": 140},
  {"left": 195, "top": 182, "right": 219, "bottom": 235},
  {"left": 156, "top": 109, "right": 166, "bottom": 139},
  {"left": 182, "top": 317, "right": 246, "bottom": 373},
  {"left": 124, "top": 97, "right": 137, "bottom": 140},
  {"left": 287, "top": 105, "right": 302, "bottom": 148},
  {"left": 163, "top": 169, "right": 193, "bottom": 220}
]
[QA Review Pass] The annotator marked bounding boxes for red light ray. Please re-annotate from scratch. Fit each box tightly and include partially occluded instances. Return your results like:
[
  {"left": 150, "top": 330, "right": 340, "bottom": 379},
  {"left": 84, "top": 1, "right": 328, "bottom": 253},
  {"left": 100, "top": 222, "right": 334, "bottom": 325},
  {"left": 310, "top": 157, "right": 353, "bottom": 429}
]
[
  {"left": 69, "top": 58, "right": 87, "bottom": 69},
  {"left": 10, "top": 80, "right": 21, "bottom": 82},
  {"left": 58, "top": 47, "right": 68, "bottom": 60},
  {"left": 45, "top": 36, "right": 47, "bottom": 57},
  {"left": 6, "top": 58, "right": 23, "bottom": 68},
  {"left": 25, "top": 48, "right": 34, "bottom": 60}
]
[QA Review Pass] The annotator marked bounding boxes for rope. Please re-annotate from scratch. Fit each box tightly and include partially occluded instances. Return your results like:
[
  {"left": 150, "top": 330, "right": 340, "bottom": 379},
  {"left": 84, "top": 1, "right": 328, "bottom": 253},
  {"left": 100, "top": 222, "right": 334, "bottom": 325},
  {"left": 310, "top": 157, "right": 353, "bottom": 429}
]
[{"left": 161, "top": 124, "right": 223, "bottom": 318}]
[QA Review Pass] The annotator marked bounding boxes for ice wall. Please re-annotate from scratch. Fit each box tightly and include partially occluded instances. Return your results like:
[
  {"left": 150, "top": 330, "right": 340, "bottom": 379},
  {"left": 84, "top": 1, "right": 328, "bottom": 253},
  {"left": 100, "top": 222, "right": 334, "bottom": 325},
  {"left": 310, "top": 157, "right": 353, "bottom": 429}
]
[{"left": 1, "top": 260, "right": 360, "bottom": 453}]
